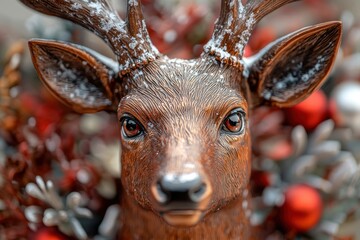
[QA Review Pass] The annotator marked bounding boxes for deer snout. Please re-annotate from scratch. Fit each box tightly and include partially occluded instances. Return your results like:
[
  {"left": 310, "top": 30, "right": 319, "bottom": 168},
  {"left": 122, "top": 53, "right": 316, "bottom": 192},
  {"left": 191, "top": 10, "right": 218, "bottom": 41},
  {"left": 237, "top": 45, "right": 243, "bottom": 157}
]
[{"left": 152, "top": 172, "right": 212, "bottom": 206}]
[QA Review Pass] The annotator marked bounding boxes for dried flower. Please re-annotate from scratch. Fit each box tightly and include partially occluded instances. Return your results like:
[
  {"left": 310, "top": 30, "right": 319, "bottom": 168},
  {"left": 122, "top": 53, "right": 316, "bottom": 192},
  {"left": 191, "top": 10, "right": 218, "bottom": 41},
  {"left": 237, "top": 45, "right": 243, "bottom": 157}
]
[
  {"left": 94, "top": 205, "right": 120, "bottom": 240},
  {"left": 25, "top": 176, "right": 92, "bottom": 240},
  {"left": 252, "top": 118, "right": 360, "bottom": 238}
]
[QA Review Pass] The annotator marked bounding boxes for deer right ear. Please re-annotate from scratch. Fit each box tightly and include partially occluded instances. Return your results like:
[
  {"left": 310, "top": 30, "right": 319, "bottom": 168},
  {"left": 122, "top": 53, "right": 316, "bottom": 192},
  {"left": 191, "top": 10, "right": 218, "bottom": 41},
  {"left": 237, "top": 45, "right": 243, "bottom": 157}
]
[
  {"left": 245, "top": 21, "right": 342, "bottom": 108},
  {"left": 28, "top": 39, "right": 119, "bottom": 113}
]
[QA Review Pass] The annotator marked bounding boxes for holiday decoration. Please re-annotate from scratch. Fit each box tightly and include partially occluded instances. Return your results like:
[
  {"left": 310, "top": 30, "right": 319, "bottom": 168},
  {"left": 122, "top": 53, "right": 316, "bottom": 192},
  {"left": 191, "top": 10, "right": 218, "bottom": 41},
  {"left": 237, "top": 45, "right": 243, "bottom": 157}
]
[
  {"left": 280, "top": 184, "right": 323, "bottom": 232},
  {"left": 284, "top": 91, "right": 328, "bottom": 131},
  {"left": 30, "top": 227, "right": 68, "bottom": 240},
  {"left": 0, "top": 0, "right": 359, "bottom": 240},
  {"left": 330, "top": 81, "right": 360, "bottom": 137}
]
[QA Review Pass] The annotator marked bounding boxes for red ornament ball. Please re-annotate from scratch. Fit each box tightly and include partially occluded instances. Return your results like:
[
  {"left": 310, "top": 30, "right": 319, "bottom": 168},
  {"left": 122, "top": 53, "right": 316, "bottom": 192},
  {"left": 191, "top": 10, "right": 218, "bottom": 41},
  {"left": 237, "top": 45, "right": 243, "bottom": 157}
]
[
  {"left": 280, "top": 184, "right": 323, "bottom": 232},
  {"left": 30, "top": 227, "right": 68, "bottom": 240},
  {"left": 284, "top": 90, "right": 327, "bottom": 131},
  {"left": 244, "top": 45, "right": 253, "bottom": 57}
]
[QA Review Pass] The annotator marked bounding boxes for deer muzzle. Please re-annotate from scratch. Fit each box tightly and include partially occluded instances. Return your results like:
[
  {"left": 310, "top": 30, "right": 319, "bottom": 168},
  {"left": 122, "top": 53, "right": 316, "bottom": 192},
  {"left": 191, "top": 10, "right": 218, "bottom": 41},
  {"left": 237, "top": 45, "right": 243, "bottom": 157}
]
[{"left": 151, "top": 171, "right": 212, "bottom": 227}]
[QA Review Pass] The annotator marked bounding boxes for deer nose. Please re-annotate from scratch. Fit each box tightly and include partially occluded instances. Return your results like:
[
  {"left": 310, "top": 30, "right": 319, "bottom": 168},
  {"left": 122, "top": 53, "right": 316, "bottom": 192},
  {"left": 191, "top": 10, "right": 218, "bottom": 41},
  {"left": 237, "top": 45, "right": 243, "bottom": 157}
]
[{"left": 153, "top": 172, "right": 210, "bottom": 205}]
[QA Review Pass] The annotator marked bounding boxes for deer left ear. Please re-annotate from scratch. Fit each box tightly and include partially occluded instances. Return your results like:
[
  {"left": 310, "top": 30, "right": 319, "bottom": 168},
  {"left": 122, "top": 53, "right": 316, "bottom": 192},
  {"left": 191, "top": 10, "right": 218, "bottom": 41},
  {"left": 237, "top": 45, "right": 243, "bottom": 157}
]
[
  {"left": 28, "top": 39, "right": 119, "bottom": 113},
  {"left": 245, "top": 21, "right": 342, "bottom": 108}
]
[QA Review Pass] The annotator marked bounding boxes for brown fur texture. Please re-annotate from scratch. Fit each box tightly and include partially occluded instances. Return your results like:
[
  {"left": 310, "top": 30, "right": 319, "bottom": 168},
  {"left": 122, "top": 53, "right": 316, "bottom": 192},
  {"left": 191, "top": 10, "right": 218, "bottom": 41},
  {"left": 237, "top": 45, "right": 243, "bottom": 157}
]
[
  {"left": 120, "top": 191, "right": 250, "bottom": 239},
  {"left": 118, "top": 59, "right": 251, "bottom": 238}
]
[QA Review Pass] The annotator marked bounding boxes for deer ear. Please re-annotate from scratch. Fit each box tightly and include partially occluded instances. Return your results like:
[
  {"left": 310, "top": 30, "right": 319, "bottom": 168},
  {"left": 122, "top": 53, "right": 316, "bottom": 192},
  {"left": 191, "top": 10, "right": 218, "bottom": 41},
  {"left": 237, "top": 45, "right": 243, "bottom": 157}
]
[
  {"left": 246, "top": 21, "right": 342, "bottom": 108},
  {"left": 28, "top": 39, "right": 119, "bottom": 113}
]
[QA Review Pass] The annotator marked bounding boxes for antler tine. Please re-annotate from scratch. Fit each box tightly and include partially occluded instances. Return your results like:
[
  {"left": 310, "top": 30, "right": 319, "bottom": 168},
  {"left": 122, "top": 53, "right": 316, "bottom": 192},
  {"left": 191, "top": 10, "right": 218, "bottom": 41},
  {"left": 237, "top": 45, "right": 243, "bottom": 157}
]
[
  {"left": 247, "top": 0, "right": 299, "bottom": 23},
  {"left": 203, "top": 0, "right": 299, "bottom": 68},
  {"left": 19, "top": 0, "right": 160, "bottom": 76},
  {"left": 126, "top": 0, "right": 160, "bottom": 71}
]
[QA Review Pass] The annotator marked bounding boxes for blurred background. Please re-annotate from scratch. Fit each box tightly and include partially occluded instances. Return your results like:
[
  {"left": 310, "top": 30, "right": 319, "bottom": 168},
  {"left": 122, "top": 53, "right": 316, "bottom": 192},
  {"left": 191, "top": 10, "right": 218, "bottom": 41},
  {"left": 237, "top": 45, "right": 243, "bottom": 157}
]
[{"left": 1, "top": 0, "right": 360, "bottom": 239}]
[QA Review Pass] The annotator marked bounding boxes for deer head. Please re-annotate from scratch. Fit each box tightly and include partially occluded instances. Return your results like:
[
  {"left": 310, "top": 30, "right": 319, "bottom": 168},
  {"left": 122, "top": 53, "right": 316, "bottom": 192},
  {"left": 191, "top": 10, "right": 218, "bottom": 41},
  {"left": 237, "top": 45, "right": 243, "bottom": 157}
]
[{"left": 21, "top": 0, "right": 341, "bottom": 233}]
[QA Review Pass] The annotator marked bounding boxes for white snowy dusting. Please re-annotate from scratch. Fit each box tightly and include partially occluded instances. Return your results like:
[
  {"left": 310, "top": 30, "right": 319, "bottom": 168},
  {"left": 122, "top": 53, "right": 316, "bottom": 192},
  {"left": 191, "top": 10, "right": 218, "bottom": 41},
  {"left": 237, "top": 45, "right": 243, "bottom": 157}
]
[
  {"left": 163, "top": 172, "right": 199, "bottom": 184},
  {"left": 203, "top": 0, "right": 255, "bottom": 65},
  {"left": 128, "top": 0, "right": 139, "bottom": 6}
]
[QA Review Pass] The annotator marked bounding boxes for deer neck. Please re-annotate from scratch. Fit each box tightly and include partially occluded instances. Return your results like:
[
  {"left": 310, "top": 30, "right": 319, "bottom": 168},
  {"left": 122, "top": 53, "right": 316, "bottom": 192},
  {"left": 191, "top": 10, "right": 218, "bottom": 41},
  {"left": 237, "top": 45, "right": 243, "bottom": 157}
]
[{"left": 119, "top": 192, "right": 251, "bottom": 240}]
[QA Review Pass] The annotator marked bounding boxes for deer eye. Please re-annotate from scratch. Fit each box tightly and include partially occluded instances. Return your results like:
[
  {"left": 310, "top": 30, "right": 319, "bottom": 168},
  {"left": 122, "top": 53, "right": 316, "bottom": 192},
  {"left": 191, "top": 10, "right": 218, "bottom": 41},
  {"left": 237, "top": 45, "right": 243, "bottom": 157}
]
[
  {"left": 121, "top": 115, "right": 144, "bottom": 139},
  {"left": 221, "top": 109, "right": 245, "bottom": 134}
]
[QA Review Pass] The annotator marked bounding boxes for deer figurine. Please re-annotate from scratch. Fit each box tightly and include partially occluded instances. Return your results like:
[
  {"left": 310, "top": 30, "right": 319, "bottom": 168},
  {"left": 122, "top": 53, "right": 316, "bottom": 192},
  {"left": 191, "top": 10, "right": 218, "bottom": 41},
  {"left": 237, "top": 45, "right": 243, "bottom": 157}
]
[{"left": 19, "top": 0, "right": 341, "bottom": 239}]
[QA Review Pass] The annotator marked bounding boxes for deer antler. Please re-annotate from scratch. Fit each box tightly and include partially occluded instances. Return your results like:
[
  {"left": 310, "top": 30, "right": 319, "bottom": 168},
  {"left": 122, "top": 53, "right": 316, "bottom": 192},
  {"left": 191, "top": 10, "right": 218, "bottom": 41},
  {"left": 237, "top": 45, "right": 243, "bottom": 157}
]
[
  {"left": 19, "top": 0, "right": 160, "bottom": 75},
  {"left": 203, "top": 0, "right": 299, "bottom": 68}
]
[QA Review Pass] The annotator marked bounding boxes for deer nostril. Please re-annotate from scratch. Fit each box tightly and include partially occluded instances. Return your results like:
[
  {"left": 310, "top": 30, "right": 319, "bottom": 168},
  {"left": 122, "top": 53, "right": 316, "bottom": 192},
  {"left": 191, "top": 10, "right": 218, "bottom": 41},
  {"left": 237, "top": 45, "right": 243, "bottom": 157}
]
[
  {"left": 154, "top": 181, "right": 170, "bottom": 204},
  {"left": 189, "top": 183, "right": 207, "bottom": 202}
]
